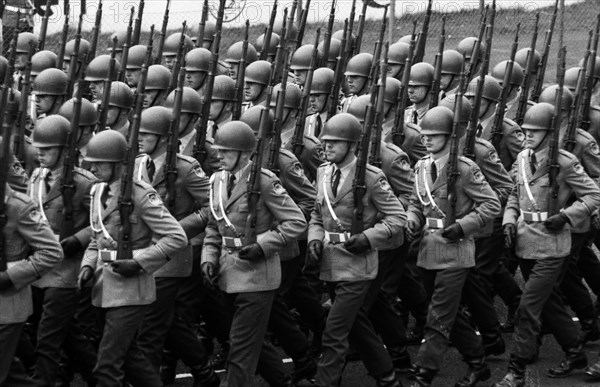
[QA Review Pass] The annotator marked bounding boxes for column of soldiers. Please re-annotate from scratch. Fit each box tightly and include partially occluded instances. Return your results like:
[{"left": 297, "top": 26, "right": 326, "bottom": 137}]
[{"left": 1, "top": 2, "right": 600, "bottom": 387}]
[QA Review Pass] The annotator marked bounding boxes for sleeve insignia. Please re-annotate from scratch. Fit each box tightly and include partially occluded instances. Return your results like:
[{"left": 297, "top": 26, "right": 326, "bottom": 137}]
[
  {"left": 12, "top": 163, "right": 25, "bottom": 176},
  {"left": 193, "top": 165, "right": 207, "bottom": 178},
  {"left": 473, "top": 169, "right": 485, "bottom": 182},
  {"left": 30, "top": 209, "right": 46, "bottom": 224},
  {"left": 148, "top": 193, "right": 164, "bottom": 206},
  {"left": 273, "top": 182, "right": 286, "bottom": 195},
  {"left": 399, "top": 159, "right": 411, "bottom": 171},
  {"left": 515, "top": 131, "right": 525, "bottom": 142},
  {"left": 590, "top": 142, "right": 600, "bottom": 155},
  {"left": 489, "top": 150, "right": 499, "bottom": 163},
  {"left": 573, "top": 163, "right": 585, "bottom": 175},
  {"left": 379, "top": 177, "right": 391, "bottom": 192},
  {"left": 293, "top": 163, "right": 303, "bottom": 175}
]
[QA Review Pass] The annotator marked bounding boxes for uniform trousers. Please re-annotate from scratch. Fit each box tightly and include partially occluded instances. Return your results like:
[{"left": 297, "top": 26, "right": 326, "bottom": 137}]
[
  {"left": 416, "top": 267, "right": 484, "bottom": 371},
  {"left": 94, "top": 305, "right": 162, "bottom": 387},
  {"left": 31, "top": 286, "right": 97, "bottom": 386},
  {"left": 579, "top": 234, "right": 600, "bottom": 297},
  {"left": 0, "top": 323, "right": 35, "bottom": 387},
  {"left": 513, "top": 257, "right": 580, "bottom": 361}
]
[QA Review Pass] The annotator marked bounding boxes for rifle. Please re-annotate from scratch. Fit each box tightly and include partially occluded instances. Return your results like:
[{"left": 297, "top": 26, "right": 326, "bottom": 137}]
[
  {"left": 168, "top": 22, "right": 188, "bottom": 93},
  {"left": 369, "top": 42, "right": 389, "bottom": 169},
  {"left": 283, "top": 1, "right": 298, "bottom": 49},
  {"left": 196, "top": 0, "right": 207, "bottom": 48},
  {"left": 14, "top": 42, "right": 35, "bottom": 165},
  {"left": 514, "top": 13, "right": 540, "bottom": 125},
  {"left": 565, "top": 52, "right": 588, "bottom": 152},
  {"left": 292, "top": 28, "right": 320, "bottom": 157},
  {"left": 94, "top": 38, "right": 118, "bottom": 133},
  {"left": 580, "top": 13, "right": 600, "bottom": 131},
  {"left": 273, "top": 7, "right": 289, "bottom": 83},
  {"left": 193, "top": 0, "right": 226, "bottom": 165},
  {"left": 367, "top": 4, "right": 388, "bottom": 90},
  {"left": 164, "top": 60, "right": 185, "bottom": 213},
  {"left": 391, "top": 22, "right": 417, "bottom": 147},
  {"left": 155, "top": 0, "right": 171, "bottom": 64},
  {"left": 87, "top": 0, "right": 103, "bottom": 64},
  {"left": 259, "top": 0, "right": 278, "bottom": 61},
  {"left": 446, "top": 67, "right": 466, "bottom": 226},
  {"left": 320, "top": 0, "right": 336, "bottom": 68},
  {"left": 530, "top": 0, "right": 559, "bottom": 102},
  {"left": 117, "top": 29, "right": 154, "bottom": 262},
  {"left": 37, "top": 0, "right": 52, "bottom": 50},
  {"left": 464, "top": 40, "right": 491, "bottom": 160},
  {"left": 464, "top": 6, "right": 487, "bottom": 84},
  {"left": 490, "top": 23, "right": 520, "bottom": 152},
  {"left": 232, "top": 20, "right": 250, "bottom": 120},
  {"left": 117, "top": 7, "right": 134, "bottom": 83},
  {"left": 547, "top": 46, "right": 566, "bottom": 216},
  {"left": 413, "top": 0, "right": 432, "bottom": 64},
  {"left": 56, "top": 5, "right": 70, "bottom": 71},
  {"left": 342, "top": 0, "right": 357, "bottom": 75},
  {"left": 132, "top": 0, "right": 144, "bottom": 46},
  {"left": 326, "top": 18, "right": 348, "bottom": 120},
  {"left": 66, "top": 12, "right": 83, "bottom": 101},
  {"left": 429, "top": 16, "right": 446, "bottom": 109},
  {"left": 296, "top": 0, "right": 311, "bottom": 49},
  {"left": 353, "top": 0, "right": 368, "bottom": 55}
]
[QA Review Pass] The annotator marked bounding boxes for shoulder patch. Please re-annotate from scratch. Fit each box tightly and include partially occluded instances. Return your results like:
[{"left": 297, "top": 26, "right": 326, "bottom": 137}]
[
  {"left": 590, "top": 142, "right": 600, "bottom": 155},
  {"left": 378, "top": 177, "right": 391, "bottom": 192},
  {"left": 488, "top": 149, "right": 500, "bottom": 164},
  {"left": 573, "top": 162, "right": 585, "bottom": 175},
  {"left": 472, "top": 168, "right": 485, "bottom": 182},
  {"left": 193, "top": 165, "right": 207, "bottom": 178},
  {"left": 399, "top": 158, "right": 411, "bottom": 171},
  {"left": 514, "top": 131, "right": 525, "bottom": 142},
  {"left": 147, "top": 192, "right": 163, "bottom": 206},
  {"left": 273, "top": 181, "right": 286, "bottom": 195},
  {"left": 29, "top": 208, "right": 46, "bottom": 224}
]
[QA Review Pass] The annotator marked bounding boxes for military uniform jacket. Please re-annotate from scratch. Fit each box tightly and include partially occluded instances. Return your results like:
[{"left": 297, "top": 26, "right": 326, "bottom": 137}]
[
  {"left": 1, "top": 186, "right": 63, "bottom": 324},
  {"left": 282, "top": 131, "right": 324, "bottom": 183},
  {"left": 8, "top": 155, "right": 30, "bottom": 194},
  {"left": 383, "top": 121, "right": 427, "bottom": 167},
  {"left": 28, "top": 167, "right": 95, "bottom": 288},
  {"left": 81, "top": 180, "right": 188, "bottom": 308},
  {"left": 304, "top": 111, "right": 327, "bottom": 138},
  {"left": 480, "top": 116, "right": 525, "bottom": 171},
  {"left": 202, "top": 165, "right": 307, "bottom": 293},
  {"left": 504, "top": 149, "right": 600, "bottom": 260},
  {"left": 308, "top": 162, "right": 406, "bottom": 282},
  {"left": 180, "top": 129, "right": 221, "bottom": 177},
  {"left": 376, "top": 141, "right": 414, "bottom": 210},
  {"left": 408, "top": 156, "right": 501, "bottom": 270}
]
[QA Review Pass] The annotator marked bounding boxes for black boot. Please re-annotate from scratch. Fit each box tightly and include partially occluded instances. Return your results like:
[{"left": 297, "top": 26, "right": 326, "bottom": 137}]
[
  {"left": 389, "top": 345, "right": 412, "bottom": 373},
  {"left": 408, "top": 366, "right": 435, "bottom": 387},
  {"left": 160, "top": 350, "right": 178, "bottom": 385},
  {"left": 500, "top": 302, "right": 518, "bottom": 333},
  {"left": 454, "top": 358, "right": 490, "bottom": 387},
  {"left": 210, "top": 341, "right": 229, "bottom": 370},
  {"left": 191, "top": 360, "right": 220, "bottom": 387},
  {"left": 585, "top": 358, "right": 600, "bottom": 379},
  {"left": 547, "top": 345, "right": 588, "bottom": 378},
  {"left": 579, "top": 318, "right": 600, "bottom": 344},
  {"left": 376, "top": 370, "right": 403, "bottom": 387},
  {"left": 291, "top": 354, "right": 317, "bottom": 384},
  {"left": 481, "top": 332, "right": 506, "bottom": 357},
  {"left": 491, "top": 355, "right": 526, "bottom": 387}
]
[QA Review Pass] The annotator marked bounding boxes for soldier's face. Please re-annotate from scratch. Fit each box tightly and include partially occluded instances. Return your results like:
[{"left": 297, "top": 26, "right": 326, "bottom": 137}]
[
  {"left": 144, "top": 90, "right": 161, "bottom": 108},
  {"left": 346, "top": 75, "right": 367, "bottom": 95},
  {"left": 244, "top": 82, "right": 263, "bottom": 102},
  {"left": 408, "top": 85, "right": 429, "bottom": 104},
  {"left": 216, "top": 149, "right": 241, "bottom": 171},
  {"left": 125, "top": 69, "right": 141, "bottom": 87},
  {"left": 186, "top": 71, "right": 206, "bottom": 90},
  {"left": 89, "top": 81, "right": 104, "bottom": 102},
  {"left": 388, "top": 64, "right": 403, "bottom": 79},
  {"left": 525, "top": 130, "right": 547, "bottom": 151},
  {"left": 308, "top": 94, "right": 327, "bottom": 114},
  {"left": 164, "top": 55, "right": 176, "bottom": 70},
  {"left": 35, "top": 94, "right": 55, "bottom": 115},
  {"left": 440, "top": 74, "right": 455, "bottom": 91},
  {"left": 323, "top": 140, "right": 352, "bottom": 164},
  {"left": 421, "top": 134, "right": 448, "bottom": 154},
  {"left": 89, "top": 162, "right": 114, "bottom": 182},
  {"left": 209, "top": 101, "right": 225, "bottom": 121},
  {"left": 62, "top": 59, "right": 71, "bottom": 74},
  {"left": 37, "top": 147, "right": 62, "bottom": 169},
  {"left": 293, "top": 69, "right": 308, "bottom": 86},
  {"left": 228, "top": 63, "right": 240, "bottom": 80},
  {"left": 138, "top": 132, "right": 161, "bottom": 155},
  {"left": 15, "top": 53, "right": 28, "bottom": 70}
]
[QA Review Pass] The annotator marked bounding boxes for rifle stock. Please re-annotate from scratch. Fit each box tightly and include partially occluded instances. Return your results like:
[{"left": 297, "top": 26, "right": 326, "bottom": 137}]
[
  {"left": 296, "top": 0, "right": 311, "bottom": 49},
  {"left": 429, "top": 16, "right": 446, "bottom": 109},
  {"left": 326, "top": 18, "right": 348, "bottom": 120},
  {"left": 155, "top": 0, "right": 171, "bottom": 64},
  {"left": 565, "top": 52, "right": 588, "bottom": 153},
  {"left": 369, "top": 42, "right": 389, "bottom": 169},
  {"left": 38, "top": 0, "right": 52, "bottom": 50},
  {"left": 117, "top": 8, "right": 134, "bottom": 83},
  {"left": 547, "top": 46, "right": 566, "bottom": 216},
  {"left": 391, "top": 22, "right": 417, "bottom": 147},
  {"left": 57, "top": 6, "right": 70, "bottom": 70},
  {"left": 132, "top": 0, "right": 144, "bottom": 46},
  {"left": 165, "top": 61, "right": 185, "bottom": 213},
  {"left": 14, "top": 42, "right": 35, "bottom": 165},
  {"left": 464, "top": 6, "right": 488, "bottom": 85},
  {"left": 320, "top": 0, "right": 336, "bottom": 68},
  {"left": 196, "top": 0, "right": 208, "bottom": 48},
  {"left": 233, "top": 21, "right": 250, "bottom": 120},
  {"left": 95, "top": 38, "right": 118, "bottom": 133},
  {"left": 446, "top": 65, "right": 466, "bottom": 226},
  {"left": 515, "top": 13, "right": 540, "bottom": 125},
  {"left": 531, "top": 0, "right": 559, "bottom": 102},
  {"left": 413, "top": 0, "right": 432, "bottom": 63},
  {"left": 87, "top": 0, "right": 103, "bottom": 65},
  {"left": 259, "top": 0, "right": 278, "bottom": 61},
  {"left": 168, "top": 22, "right": 188, "bottom": 93}
]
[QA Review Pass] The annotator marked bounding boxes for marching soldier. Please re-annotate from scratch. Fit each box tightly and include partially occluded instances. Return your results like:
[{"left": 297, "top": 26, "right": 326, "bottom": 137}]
[
  {"left": 124, "top": 45, "right": 147, "bottom": 90},
  {"left": 207, "top": 74, "right": 236, "bottom": 139},
  {"left": 341, "top": 53, "right": 372, "bottom": 112},
  {"left": 84, "top": 55, "right": 122, "bottom": 105},
  {"left": 456, "top": 36, "right": 485, "bottom": 79},
  {"left": 31, "top": 50, "right": 58, "bottom": 82},
  {"left": 317, "top": 38, "right": 342, "bottom": 71},
  {"left": 490, "top": 60, "right": 524, "bottom": 121},
  {"left": 304, "top": 67, "right": 333, "bottom": 138},
  {"left": 201, "top": 121, "right": 307, "bottom": 386},
  {"left": 405, "top": 62, "right": 435, "bottom": 125},
  {"left": 162, "top": 32, "right": 194, "bottom": 71},
  {"left": 307, "top": 113, "right": 405, "bottom": 387},
  {"left": 243, "top": 60, "right": 271, "bottom": 111},
  {"left": 514, "top": 48, "right": 540, "bottom": 79},
  {"left": 439, "top": 49, "right": 464, "bottom": 97},
  {"left": 32, "top": 68, "right": 68, "bottom": 120},
  {"left": 62, "top": 38, "right": 91, "bottom": 78},
  {"left": 224, "top": 41, "right": 258, "bottom": 80},
  {"left": 143, "top": 65, "right": 171, "bottom": 109},
  {"left": 255, "top": 32, "right": 280, "bottom": 63},
  {"left": 184, "top": 47, "right": 211, "bottom": 96},
  {"left": 106, "top": 81, "right": 134, "bottom": 136},
  {"left": 290, "top": 44, "right": 318, "bottom": 88},
  {"left": 493, "top": 102, "right": 600, "bottom": 387},
  {"left": 77, "top": 130, "right": 188, "bottom": 386},
  {"left": 387, "top": 42, "right": 410, "bottom": 80},
  {"left": 14, "top": 32, "right": 38, "bottom": 77},
  {"left": 57, "top": 98, "right": 99, "bottom": 165},
  {"left": 406, "top": 106, "right": 501, "bottom": 387}
]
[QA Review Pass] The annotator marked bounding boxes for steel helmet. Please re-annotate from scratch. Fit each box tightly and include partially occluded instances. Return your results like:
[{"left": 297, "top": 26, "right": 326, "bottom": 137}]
[
  {"left": 384, "top": 77, "right": 401, "bottom": 104},
  {"left": 212, "top": 75, "right": 237, "bottom": 101},
  {"left": 515, "top": 48, "right": 541, "bottom": 72},
  {"left": 521, "top": 102, "right": 554, "bottom": 131},
  {"left": 108, "top": 30, "right": 128, "bottom": 53},
  {"left": 332, "top": 29, "right": 354, "bottom": 48},
  {"left": 457, "top": 37, "right": 486, "bottom": 61},
  {"left": 439, "top": 94, "right": 473, "bottom": 124},
  {"left": 464, "top": 75, "right": 502, "bottom": 102},
  {"left": 318, "top": 38, "right": 342, "bottom": 64},
  {"left": 441, "top": 49, "right": 464, "bottom": 75},
  {"left": 564, "top": 67, "right": 583, "bottom": 93},
  {"left": 108, "top": 82, "right": 135, "bottom": 109},
  {"left": 58, "top": 98, "right": 99, "bottom": 126},
  {"left": 346, "top": 95, "right": 370, "bottom": 122},
  {"left": 33, "top": 68, "right": 68, "bottom": 95},
  {"left": 388, "top": 42, "right": 410, "bottom": 65},
  {"left": 311, "top": 67, "right": 335, "bottom": 94},
  {"left": 16, "top": 32, "right": 38, "bottom": 53},
  {"left": 203, "top": 21, "right": 217, "bottom": 46},
  {"left": 224, "top": 41, "right": 258, "bottom": 64},
  {"left": 145, "top": 65, "right": 171, "bottom": 90},
  {"left": 320, "top": 113, "right": 362, "bottom": 142},
  {"left": 240, "top": 105, "right": 274, "bottom": 134},
  {"left": 185, "top": 48, "right": 211, "bottom": 72},
  {"left": 64, "top": 38, "right": 91, "bottom": 62},
  {"left": 245, "top": 60, "right": 271, "bottom": 85},
  {"left": 270, "top": 82, "right": 302, "bottom": 109},
  {"left": 255, "top": 32, "right": 280, "bottom": 57},
  {"left": 579, "top": 56, "right": 600, "bottom": 79},
  {"left": 164, "top": 86, "right": 202, "bottom": 114},
  {"left": 274, "top": 18, "right": 298, "bottom": 42},
  {"left": 397, "top": 35, "right": 412, "bottom": 44},
  {"left": 31, "top": 50, "right": 58, "bottom": 76},
  {"left": 32, "top": 115, "right": 71, "bottom": 147},
  {"left": 85, "top": 55, "right": 122, "bottom": 82},
  {"left": 409, "top": 62, "right": 435, "bottom": 86},
  {"left": 163, "top": 33, "right": 194, "bottom": 56},
  {"left": 290, "top": 44, "right": 318, "bottom": 70},
  {"left": 491, "top": 60, "right": 524, "bottom": 87},
  {"left": 538, "top": 85, "right": 574, "bottom": 111},
  {"left": 139, "top": 106, "right": 172, "bottom": 136},
  {"left": 212, "top": 121, "right": 257, "bottom": 151},
  {"left": 126, "top": 45, "right": 148, "bottom": 70},
  {"left": 420, "top": 106, "right": 454, "bottom": 136},
  {"left": 345, "top": 53, "right": 373, "bottom": 77},
  {"left": 85, "top": 130, "right": 128, "bottom": 162}
]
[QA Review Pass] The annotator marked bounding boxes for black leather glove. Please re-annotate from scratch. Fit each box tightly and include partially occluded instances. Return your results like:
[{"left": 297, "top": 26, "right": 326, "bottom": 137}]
[
  {"left": 307, "top": 240, "right": 323, "bottom": 263},
  {"left": 503, "top": 224, "right": 516, "bottom": 248},
  {"left": 441, "top": 222, "right": 464, "bottom": 241},
  {"left": 110, "top": 259, "right": 142, "bottom": 277},
  {"left": 344, "top": 233, "right": 371, "bottom": 254},
  {"left": 201, "top": 262, "right": 219, "bottom": 286},
  {"left": 405, "top": 220, "right": 418, "bottom": 242},
  {"left": 60, "top": 236, "right": 83, "bottom": 257},
  {"left": 77, "top": 266, "right": 94, "bottom": 290},
  {"left": 238, "top": 243, "right": 265, "bottom": 261},
  {"left": 0, "top": 272, "right": 14, "bottom": 291},
  {"left": 544, "top": 212, "right": 568, "bottom": 231}
]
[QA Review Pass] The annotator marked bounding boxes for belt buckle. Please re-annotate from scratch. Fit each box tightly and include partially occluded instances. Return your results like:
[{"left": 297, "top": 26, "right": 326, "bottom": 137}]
[
  {"left": 222, "top": 237, "right": 244, "bottom": 249},
  {"left": 327, "top": 232, "right": 350, "bottom": 244},
  {"left": 426, "top": 218, "right": 444, "bottom": 229},
  {"left": 521, "top": 211, "right": 548, "bottom": 222}
]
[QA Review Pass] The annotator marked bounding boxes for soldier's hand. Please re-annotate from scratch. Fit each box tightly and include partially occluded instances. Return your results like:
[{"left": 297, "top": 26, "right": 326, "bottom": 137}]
[
  {"left": 60, "top": 236, "right": 83, "bottom": 257},
  {"left": 77, "top": 266, "right": 94, "bottom": 290},
  {"left": 544, "top": 213, "right": 568, "bottom": 231},
  {"left": 110, "top": 259, "right": 142, "bottom": 277},
  {"left": 503, "top": 224, "right": 516, "bottom": 248},
  {"left": 0, "top": 272, "right": 14, "bottom": 291},
  {"left": 441, "top": 223, "right": 464, "bottom": 241},
  {"left": 308, "top": 240, "right": 323, "bottom": 263},
  {"left": 344, "top": 233, "right": 371, "bottom": 254},
  {"left": 592, "top": 210, "right": 600, "bottom": 231},
  {"left": 201, "top": 262, "right": 218, "bottom": 286},
  {"left": 405, "top": 220, "right": 418, "bottom": 242},
  {"left": 238, "top": 243, "right": 265, "bottom": 261}
]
